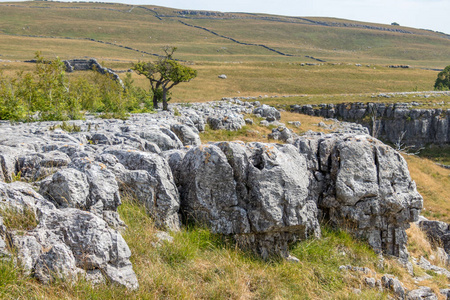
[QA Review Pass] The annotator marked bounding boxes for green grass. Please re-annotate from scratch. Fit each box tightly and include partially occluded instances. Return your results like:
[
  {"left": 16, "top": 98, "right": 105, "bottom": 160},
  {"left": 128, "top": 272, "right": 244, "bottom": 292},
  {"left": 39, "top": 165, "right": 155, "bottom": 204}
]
[
  {"left": 0, "top": 197, "right": 394, "bottom": 299},
  {"left": 153, "top": 63, "right": 437, "bottom": 103},
  {"left": 0, "top": 206, "right": 38, "bottom": 231},
  {"left": 256, "top": 91, "right": 450, "bottom": 110},
  {"left": 1, "top": 1, "right": 449, "bottom": 68},
  {"left": 419, "top": 145, "right": 450, "bottom": 165}
]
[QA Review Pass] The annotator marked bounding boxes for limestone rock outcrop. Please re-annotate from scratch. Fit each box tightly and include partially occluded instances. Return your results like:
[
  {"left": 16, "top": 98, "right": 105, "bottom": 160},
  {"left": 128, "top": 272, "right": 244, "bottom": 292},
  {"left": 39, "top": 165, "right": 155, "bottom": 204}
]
[
  {"left": 104, "top": 147, "right": 181, "bottom": 230},
  {"left": 0, "top": 99, "right": 425, "bottom": 289},
  {"left": 290, "top": 101, "right": 450, "bottom": 147},
  {"left": 253, "top": 104, "right": 281, "bottom": 121},
  {"left": 177, "top": 142, "right": 320, "bottom": 258},
  {"left": 418, "top": 219, "right": 450, "bottom": 255},
  {"left": 0, "top": 181, "right": 138, "bottom": 289},
  {"left": 294, "top": 132, "right": 423, "bottom": 263}
]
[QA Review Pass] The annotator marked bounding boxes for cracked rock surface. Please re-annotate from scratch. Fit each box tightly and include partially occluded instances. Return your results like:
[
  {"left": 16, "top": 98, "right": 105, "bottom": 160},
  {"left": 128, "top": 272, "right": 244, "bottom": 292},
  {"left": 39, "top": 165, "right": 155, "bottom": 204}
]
[{"left": 0, "top": 100, "right": 424, "bottom": 288}]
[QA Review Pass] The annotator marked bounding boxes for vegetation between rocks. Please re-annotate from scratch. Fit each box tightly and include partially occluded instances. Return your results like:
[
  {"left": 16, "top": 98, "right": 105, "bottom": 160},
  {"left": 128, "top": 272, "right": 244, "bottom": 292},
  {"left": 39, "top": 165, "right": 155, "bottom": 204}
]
[
  {"left": 0, "top": 206, "right": 38, "bottom": 231},
  {"left": 0, "top": 197, "right": 394, "bottom": 299}
]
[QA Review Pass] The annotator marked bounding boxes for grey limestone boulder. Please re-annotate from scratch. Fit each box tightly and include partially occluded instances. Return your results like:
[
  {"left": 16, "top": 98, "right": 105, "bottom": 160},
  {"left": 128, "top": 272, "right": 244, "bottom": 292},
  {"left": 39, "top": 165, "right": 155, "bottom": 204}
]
[
  {"left": 170, "top": 124, "right": 201, "bottom": 146},
  {"left": 0, "top": 181, "right": 55, "bottom": 216},
  {"left": 294, "top": 133, "right": 423, "bottom": 261},
  {"left": 34, "top": 243, "right": 80, "bottom": 284},
  {"left": 105, "top": 148, "right": 181, "bottom": 230},
  {"left": 207, "top": 114, "right": 245, "bottom": 131},
  {"left": 406, "top": 287, "right": 437, "bottom": 300},
  {"left": 38, "top": 208, "right": 138, "bottom": 289},
  {"left": 0, "top": 145, "right": 25, "bottom": 182},
  {"left": 381, "top": 275, "right": 405, "bottom": 299},
  {"left": 39, "top": 158, "right": 124, "bottom": 229},
  {"left": 418, "top": 220, "right": 450, "bottom": 253},
  {"left": 17, "top": 150, "right": 71, "bottom": 181},
  {"left": 268, "top": 126, "right": 296, "bottom": 143},
  {"left": 0, "top": 181, "right": 138, "bottom": 289},
  {"left": 68, "top": 158, "right": 121, "bottom": 214},
  {"left": 178, "top": 109, "right": 205, "bottom": 132},
  {"left": 177, "top": 142, "right": 320, "bottom": 259},
  {"left": 253, "top": 104, "right": 281, "bottom": 121},
  {"left": 138, "top": 127, "right": 183, "bottom": 151},
  {"left": 12, "top": 235, "right": 43, "bottom": 273},
  {"left": 40, "top": 168, "right": 89, "bottom": 209},
  {"left": 117, "top": 169, "right": 158, "bottom": 213},
  {"left": 160, "top": 149, "right": 187, "bottom": 186}
]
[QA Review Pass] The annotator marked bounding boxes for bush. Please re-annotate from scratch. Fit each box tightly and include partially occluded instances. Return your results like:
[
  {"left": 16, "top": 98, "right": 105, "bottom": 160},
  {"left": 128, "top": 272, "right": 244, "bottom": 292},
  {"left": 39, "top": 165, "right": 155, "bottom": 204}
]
[
  {"left": 434, "top": 65, "right": 450, "bottom": 91},
  {"left": 0, "top": 53, "right": 153, "bottom": 121}
]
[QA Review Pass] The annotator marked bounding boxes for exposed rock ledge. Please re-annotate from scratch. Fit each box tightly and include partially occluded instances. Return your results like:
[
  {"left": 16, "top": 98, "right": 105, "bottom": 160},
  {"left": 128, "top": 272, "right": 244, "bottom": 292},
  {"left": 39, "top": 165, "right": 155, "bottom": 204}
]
[
  {"left": 0, "top": 100, "right": 423, "bottom": 288},
  {"left": 290, "top": 101, "right": 450, "bottom": 147}
]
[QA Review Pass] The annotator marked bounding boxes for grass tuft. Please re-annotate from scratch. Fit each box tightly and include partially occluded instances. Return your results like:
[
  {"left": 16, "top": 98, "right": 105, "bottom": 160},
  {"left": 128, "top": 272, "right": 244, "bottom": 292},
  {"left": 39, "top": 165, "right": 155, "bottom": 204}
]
[{"left": 0, "top": 206, "right": 38, "bottom": 231}]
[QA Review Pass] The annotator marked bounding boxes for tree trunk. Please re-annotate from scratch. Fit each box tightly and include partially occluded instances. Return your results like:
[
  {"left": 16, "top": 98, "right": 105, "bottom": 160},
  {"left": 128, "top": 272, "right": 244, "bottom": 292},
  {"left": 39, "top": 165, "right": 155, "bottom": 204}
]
[
  {"left": 162, "top": 89, "right": 168, "bottom": 111},
  {"left": 152, "top": 93, "right": 159, "bottom": 109}
]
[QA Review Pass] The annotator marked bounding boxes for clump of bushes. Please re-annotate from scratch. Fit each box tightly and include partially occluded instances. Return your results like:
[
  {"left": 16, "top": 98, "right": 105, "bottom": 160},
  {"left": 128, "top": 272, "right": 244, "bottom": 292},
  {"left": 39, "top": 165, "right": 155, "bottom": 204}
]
[
  {"left": 0, "top": 53, "right": 152, "bottom": 121},
  {"left": 434, "top": 65, "right": 450, "bottom": 91}
]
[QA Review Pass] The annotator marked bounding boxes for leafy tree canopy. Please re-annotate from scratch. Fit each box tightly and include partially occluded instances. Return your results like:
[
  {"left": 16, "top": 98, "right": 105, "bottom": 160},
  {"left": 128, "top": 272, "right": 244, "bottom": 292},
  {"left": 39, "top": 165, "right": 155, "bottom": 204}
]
[{"left": 132, "top": 47, "right": 197, "bottom": 110}]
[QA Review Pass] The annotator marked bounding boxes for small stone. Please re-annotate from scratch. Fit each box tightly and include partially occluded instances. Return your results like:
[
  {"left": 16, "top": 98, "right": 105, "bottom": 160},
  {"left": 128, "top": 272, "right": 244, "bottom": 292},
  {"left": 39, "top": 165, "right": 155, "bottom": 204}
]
[
  {"left": 286, "top": 255, "right": 300, "bottom": 263},
  {"left": 352, "top": 288, "right": 361, "bottom": 295},
  {"left": 407, "top": 287, "right": 437, "bottom": 300},
  {"left": 364, "top": 277, "right": 376, "bottom": 288}
]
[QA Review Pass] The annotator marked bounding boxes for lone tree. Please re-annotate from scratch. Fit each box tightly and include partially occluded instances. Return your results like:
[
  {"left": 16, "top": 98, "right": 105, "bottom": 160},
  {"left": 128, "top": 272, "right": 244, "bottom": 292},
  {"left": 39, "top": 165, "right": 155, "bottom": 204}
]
[
  {"left": 132, "top": 47, "right": 197, "bottom": 110},
  {"left": 434, "top": 65, "right": 450, "bottom": 91}
]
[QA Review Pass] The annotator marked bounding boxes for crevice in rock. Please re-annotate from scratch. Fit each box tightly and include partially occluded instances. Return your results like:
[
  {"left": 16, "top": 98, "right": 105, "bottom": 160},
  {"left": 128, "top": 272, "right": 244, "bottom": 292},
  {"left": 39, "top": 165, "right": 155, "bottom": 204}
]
[{"left": 373, "top": 147, "right": 381, "bottom": 187}]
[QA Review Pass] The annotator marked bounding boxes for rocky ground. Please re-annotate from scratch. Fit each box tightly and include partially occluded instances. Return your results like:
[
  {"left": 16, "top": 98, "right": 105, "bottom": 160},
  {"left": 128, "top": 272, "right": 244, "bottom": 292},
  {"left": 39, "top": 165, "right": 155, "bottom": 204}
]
[{"left": 0, "top": 99, "right": 449, "bottom": 298}]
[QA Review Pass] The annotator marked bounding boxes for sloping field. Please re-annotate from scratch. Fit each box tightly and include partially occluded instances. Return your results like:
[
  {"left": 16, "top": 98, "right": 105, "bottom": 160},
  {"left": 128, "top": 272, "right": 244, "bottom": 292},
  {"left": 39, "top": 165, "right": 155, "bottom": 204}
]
[
  {"left": 0, "top": 1, "right": 447, "bottom": 101},
  {"left": 1, "top": 1, "right": 450, "bottom": 66}
]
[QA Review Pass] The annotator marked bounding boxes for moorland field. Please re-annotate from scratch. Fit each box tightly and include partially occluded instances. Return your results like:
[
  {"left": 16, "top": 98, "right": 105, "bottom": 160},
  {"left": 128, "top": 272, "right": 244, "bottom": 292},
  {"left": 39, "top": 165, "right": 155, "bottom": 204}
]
[{"left": 0, "top": 1, "right": 449, "bottom": 103}]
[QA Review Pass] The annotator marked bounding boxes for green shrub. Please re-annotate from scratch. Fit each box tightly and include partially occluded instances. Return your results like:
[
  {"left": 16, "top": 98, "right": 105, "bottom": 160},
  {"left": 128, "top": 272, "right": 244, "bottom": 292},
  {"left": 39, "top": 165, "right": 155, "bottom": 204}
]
[
  {"left": 435, "top": 65, "right": 450, "bottom": 91},
  {"left": 0, "top": 53, "right": 154, "bottom": 122}
]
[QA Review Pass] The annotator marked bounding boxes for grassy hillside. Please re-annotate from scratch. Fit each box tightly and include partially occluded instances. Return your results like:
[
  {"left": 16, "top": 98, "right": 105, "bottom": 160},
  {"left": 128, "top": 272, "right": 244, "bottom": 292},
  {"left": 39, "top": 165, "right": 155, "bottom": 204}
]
[
  {"left": 0, "top": 1, "right": 448, "bottom": 102},
  {"left": 1, "top": 1, "right": 449, "bottom": 66}
]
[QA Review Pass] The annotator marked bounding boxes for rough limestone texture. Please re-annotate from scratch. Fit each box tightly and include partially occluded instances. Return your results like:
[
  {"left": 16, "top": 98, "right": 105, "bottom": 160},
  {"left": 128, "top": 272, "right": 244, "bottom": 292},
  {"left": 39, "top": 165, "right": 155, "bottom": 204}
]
[
  {"left": 268, "top": 126, "right": 296, "bottom": 144},
  {"left": 104, "top": 147, "right": 181, "bottom": 230},
  {"left": 0, "top": 100, "right": 424, "bottom": 272},
  {"left": 407, "top": 287, "right": 438, "bottom": 300},
  {"left": 177, "top": 142, "right": 320, "bottom": 259},
  {"left": 253, "top": 104, "right": 281, "bottom": 121},
  {"left": 293, "top": 132, "right": 423, "bottom": 263},
  {"left": 381, "top": 275, "right": 405, "bottom": 299},
  {"left": 290, "top": 101, "right": 450, "bottom": 147},
  {"left": 207, "top": 114, "right": 245, "bottom": 131},
  {"left": 418, "top": 219, "right": 450, "bottom": 254},
  {"left": 39, "top": 168, "right": 90, "bottom": 209},
  {"left": 0, "top": 181, "right": 138, "bottom": 289},
  {"left": 170, "top": 124, "right": 201, "bottom": 146}
]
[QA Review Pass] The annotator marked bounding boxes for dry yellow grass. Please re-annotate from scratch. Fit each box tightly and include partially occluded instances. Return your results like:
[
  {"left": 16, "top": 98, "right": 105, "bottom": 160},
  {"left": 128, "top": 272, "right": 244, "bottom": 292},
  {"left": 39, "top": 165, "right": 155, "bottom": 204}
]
[
  {"left": 404, "top": 155, "right": 450, "bottom": 222},
  {"left": 407, "top": 223, "right": 439, "bottom": 264},
  {"left": 199, "top": 112, "right": 332, "bottom": 144},
  {"left": 281, "top": 111, "right": 333, "bottom": 134}
]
